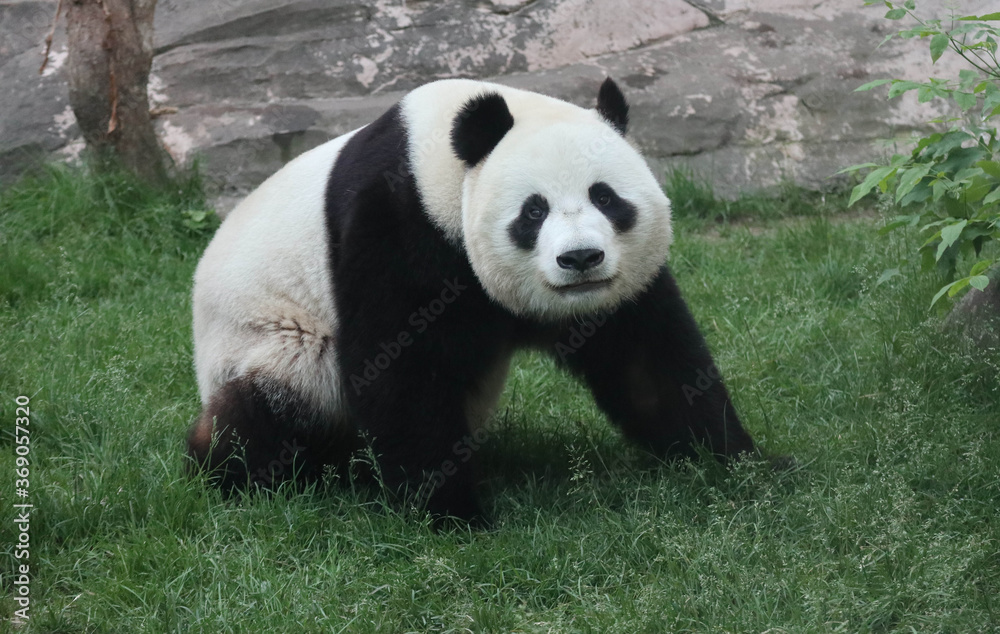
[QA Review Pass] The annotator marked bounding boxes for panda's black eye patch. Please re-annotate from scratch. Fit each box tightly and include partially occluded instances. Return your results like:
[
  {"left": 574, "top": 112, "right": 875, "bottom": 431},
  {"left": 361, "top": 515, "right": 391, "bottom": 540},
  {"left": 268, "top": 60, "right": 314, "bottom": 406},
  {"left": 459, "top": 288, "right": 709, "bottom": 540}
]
[
  {"left": 508, "top": 194, "right": 549, "bottom": 250},
  {"left": 521, "top": 194, "right": 549, "bottom": 220},
  {"left": 589, "top": 182, "right": 637, "bottom": 233}
]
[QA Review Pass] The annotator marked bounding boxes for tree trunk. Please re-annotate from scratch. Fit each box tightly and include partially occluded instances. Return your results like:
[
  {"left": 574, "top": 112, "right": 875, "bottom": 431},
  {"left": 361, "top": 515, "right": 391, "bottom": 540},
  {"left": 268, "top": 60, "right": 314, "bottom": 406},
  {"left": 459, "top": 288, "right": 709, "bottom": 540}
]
[
  {"left": 64, "top": 0, "right": 167, "bottom": 186},
  {"left": 946, "top": 266, "right": 1000, "bottom": 349}
]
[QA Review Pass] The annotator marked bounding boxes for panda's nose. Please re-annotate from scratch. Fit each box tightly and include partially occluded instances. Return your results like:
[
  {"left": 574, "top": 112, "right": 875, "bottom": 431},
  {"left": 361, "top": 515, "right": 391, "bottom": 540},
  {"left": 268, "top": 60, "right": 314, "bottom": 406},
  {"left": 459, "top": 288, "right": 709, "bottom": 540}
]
[{"left": 557, "top": 248, "right": 605, "bottom": 271}]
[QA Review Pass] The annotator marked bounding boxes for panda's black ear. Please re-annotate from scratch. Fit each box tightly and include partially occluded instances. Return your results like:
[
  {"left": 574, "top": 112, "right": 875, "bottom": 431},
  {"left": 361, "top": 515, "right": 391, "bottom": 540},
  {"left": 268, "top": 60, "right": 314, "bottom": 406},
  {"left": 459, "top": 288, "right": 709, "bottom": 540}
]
[
  {"left": 596, "top": 77, "right": 629, "bottom": 136},
  {"left": 451, "top": 92, "right": 515, "bottom": 167}
]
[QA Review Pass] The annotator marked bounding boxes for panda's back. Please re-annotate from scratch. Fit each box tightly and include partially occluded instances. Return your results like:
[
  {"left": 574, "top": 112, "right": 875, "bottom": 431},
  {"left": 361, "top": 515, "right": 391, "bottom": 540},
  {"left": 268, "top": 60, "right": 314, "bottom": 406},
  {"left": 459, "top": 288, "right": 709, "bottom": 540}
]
[{"left": 192, "top": 130, "right": 359, "bottom": 416}]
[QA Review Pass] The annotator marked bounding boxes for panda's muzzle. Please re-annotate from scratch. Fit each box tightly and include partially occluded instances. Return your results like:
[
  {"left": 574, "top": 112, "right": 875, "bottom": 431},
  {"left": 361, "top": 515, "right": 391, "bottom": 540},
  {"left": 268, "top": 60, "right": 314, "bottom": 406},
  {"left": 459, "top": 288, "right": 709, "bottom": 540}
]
[
  {"left": 549, "top": 275, "right": 617, "bottom": 294},
  {"left": 556, "top": 248, "right": 604, "bottom": 272}
]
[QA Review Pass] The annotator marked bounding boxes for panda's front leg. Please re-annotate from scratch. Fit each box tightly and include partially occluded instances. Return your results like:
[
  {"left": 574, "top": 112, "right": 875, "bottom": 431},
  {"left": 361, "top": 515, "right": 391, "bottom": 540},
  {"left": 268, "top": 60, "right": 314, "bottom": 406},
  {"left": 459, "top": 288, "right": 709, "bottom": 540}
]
[
  {"left": 558, "top": 265, "right": 756, "bottom": 460},
  {"left": 338, "top": 316, "right": 502, "bottom": 525}
]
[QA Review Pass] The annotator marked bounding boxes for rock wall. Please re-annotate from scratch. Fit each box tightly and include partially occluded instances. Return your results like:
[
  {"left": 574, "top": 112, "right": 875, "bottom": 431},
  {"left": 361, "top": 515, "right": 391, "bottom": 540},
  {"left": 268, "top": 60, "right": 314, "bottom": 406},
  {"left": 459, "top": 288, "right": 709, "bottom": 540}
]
[{"left": 0, "top": 0, "right": 988, "bottom": 203}]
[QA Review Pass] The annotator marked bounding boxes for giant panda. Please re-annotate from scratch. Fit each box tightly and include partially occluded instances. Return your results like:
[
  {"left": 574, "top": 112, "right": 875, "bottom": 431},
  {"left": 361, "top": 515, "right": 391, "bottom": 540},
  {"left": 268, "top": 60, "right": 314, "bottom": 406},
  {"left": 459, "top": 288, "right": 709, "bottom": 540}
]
[{"left": 188, "top": 77, "right": 756, "bottom": 523}]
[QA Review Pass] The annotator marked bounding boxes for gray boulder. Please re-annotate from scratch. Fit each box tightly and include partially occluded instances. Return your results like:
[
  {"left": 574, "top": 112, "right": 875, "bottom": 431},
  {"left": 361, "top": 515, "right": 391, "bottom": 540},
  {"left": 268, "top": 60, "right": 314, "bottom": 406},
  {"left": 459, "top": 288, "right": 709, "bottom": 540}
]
[{"left": 0, "top": 0, "right": 989, "bottom": 203}]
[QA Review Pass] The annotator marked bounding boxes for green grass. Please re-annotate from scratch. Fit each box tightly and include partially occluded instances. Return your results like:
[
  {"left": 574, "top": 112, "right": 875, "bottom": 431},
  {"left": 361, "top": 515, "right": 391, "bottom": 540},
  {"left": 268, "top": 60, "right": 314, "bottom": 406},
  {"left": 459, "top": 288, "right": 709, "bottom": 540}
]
[
  {"left": 1, "top": 166, "right": 998, "bottom": 633},
  {"left": 665, "top": 167, "right": 852, "bottom": 223}
]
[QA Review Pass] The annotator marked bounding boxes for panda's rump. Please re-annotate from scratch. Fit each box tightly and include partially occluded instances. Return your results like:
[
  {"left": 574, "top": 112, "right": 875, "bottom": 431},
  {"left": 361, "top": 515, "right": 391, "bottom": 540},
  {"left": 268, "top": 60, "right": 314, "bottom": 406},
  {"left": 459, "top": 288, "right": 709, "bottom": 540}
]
[
  {"left": 193, "top": 259, "right": 345, "bottom": 425},
  {"left": 192, "top": 133, "right": 356, "bottom": 423}
]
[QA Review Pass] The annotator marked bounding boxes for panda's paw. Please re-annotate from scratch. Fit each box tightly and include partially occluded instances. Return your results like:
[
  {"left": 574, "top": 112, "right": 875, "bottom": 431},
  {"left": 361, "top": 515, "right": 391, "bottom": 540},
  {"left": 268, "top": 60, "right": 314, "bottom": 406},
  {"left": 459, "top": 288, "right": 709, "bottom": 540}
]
[
  {"left": 426, "top": 487, "right": 490, "bottom": 531},
  {"left": 431, "top": 509, "right": 492, "bottom": 532}
]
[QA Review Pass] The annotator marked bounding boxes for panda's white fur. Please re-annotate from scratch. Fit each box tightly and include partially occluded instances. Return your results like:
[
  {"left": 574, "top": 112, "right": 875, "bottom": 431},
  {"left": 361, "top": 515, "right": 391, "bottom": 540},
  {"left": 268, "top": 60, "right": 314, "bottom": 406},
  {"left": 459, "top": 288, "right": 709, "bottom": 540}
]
[{"left": 193, "top": 131, "right": 357, "bottom": 419}]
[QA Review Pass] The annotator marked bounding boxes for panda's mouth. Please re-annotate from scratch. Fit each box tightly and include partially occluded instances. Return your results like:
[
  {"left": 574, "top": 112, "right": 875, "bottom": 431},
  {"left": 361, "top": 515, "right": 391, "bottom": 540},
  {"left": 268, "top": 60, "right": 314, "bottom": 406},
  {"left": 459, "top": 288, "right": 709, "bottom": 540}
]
[{"left": 550, "top": 276, "right": 617, "bottom": 294}]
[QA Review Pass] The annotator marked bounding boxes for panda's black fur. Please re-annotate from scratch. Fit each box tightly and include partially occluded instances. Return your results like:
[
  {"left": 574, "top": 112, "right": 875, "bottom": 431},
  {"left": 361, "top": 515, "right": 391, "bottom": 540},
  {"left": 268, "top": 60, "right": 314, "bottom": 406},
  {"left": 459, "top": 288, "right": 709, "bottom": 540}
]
[{"left": 188, "top": 79, "right": 756, "bottom": 524}]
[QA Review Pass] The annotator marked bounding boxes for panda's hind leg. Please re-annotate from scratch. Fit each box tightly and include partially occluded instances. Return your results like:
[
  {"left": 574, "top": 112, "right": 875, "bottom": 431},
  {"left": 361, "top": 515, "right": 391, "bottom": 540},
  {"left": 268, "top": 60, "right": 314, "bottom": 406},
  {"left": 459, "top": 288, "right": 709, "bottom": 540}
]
[{"left": 187, "top": 374, "right": 359, "bottom": 491}]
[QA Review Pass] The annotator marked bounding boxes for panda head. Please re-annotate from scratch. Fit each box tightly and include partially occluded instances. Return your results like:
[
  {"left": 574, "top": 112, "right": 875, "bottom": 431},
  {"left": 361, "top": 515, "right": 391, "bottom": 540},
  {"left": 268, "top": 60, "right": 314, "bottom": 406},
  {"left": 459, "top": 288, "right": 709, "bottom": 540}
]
[{"left": 451, "top": 79, "right": 673, "bottom": 321}]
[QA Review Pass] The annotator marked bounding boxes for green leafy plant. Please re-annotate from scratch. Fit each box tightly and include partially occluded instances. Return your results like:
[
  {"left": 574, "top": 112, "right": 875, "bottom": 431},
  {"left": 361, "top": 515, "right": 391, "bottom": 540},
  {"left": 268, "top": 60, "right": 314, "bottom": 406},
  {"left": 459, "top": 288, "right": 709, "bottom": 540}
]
[
  {"left": 180, "top": 208, "right": 217, "bottom": 234},
  {"left": 841, "top": 2, "right": 1000, "bottom": 307}
]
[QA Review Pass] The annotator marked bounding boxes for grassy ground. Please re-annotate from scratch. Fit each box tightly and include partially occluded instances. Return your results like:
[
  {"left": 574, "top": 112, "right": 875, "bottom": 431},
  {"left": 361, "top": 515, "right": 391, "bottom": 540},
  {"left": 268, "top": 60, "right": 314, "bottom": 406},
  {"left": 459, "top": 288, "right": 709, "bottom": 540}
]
[{"left": 1, "top": 166, "right": 998, "bottom": 633}]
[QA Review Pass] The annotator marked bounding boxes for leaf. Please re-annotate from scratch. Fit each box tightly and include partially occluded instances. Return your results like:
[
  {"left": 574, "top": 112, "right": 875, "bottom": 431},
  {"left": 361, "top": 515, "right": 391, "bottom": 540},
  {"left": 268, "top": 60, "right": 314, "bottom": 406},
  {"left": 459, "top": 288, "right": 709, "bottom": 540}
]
[
  {"left": 983, "top": 90, "right": 1000, "bottom": 118},
  {"left": 947, "top": 277, "right": 972, "bottom": 297},
  {"left": 930, "top": 280, "right": 958, "bottom": 307},
  {"left": 975, "top": 12, "right": 1000, "bottom": 21},
  {"left": 930, "top": 33, "right": 949, "bottom": 62},
  {"left": 849, "top": 166, "right": 896, "bottom": 206},
  {"left": 875, "top": 32, "right": 895, "bottom": 49},
  {"left": 887, "top": 80, "right": 924, "bottom": 98},
  {"left": 953, "top": 91, "right": 977, "bottom": 110},
  {"left": 932, "top": 179, "right": 948, "bottom": 201},
  {"left": 895, "top": 164, "right": 931, "bottom": 202},
  {"left": 965, "top": 176, "right": 994, "bottom": 203},
  {"left": 936, "top": 219, "right": 967, "bottom": 261},
  {"left": 924, "top": 130, "right": 972, "bottom": 159},
  {"left": 977, "top": 160, "right": 1000, "bottom": 179},
  {"left": 854, "top": 79, "right": 893, "bottom": 92},
  {"left": 878, "top": 214, "right": 921, "bottom": 235},
  {"left": 875, "top": 268, "right": 901, "bottom": 286},
  {"left": 970, "top": 275, "right": 990, "bottom": 290},
  {"left": 889, "top": 153, "right": 911, "bottom": 168},
  {"left": 898, "top": 179, "right": 933, "bottom": 206},
  {"left": 970, "top": 259, "right": 993, "bottom": 276},
  {"left": 837, "top": 162, "right": 882, "bottom": 174},
  {"left": 963, "top": 225, "right": 996, "bottom": 241},
  {"left": 959, "top": 69, "right": 981, "bottom": 89},
  {"left": 922, "top": 228, "right": 944, "bottom": 250},
  {"left": 983, "top": 187, "right": 1000, "bottom": 206},
  {"left": 885, "top": 8, "right": 907, "bottom": 19},
  {"left": 953, "top": 166, "right": 985, "bottom": 183},
  {"left": 917, "top": 84, "right": 946, "bottom": 103},
  {"left": 936, "top": 146, "right": 987, "bottom": 173}
]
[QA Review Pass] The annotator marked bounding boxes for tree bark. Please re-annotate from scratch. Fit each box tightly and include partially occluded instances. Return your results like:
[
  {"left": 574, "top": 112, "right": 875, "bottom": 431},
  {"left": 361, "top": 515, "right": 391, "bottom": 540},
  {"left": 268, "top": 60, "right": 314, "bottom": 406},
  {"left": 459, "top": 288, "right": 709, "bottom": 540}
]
[
  {"left": 946, "top": 266, "right": 1000, "bottom": 348},
  {"left": 63, "top": 0, "right": 167, "bottom": 186}
]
